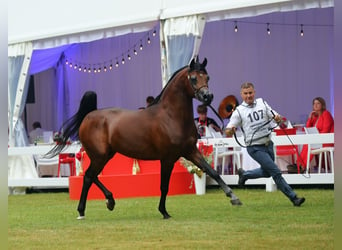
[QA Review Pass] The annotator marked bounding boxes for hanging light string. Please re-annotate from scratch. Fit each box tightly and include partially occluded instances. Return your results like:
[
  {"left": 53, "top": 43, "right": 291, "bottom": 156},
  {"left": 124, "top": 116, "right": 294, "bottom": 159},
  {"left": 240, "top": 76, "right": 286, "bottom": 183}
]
[
  {"left": 300, "top": 24, "right": 304, "bottom": 36},
  {"left": 267, "top": 22, "right": 271, "bottom": 35},
  {"left": 234, "top": 21, "right": 238, "bottom": 32},
  {"left": 64, "top": 27, "right": 157, "bottom": 73},
  {"left": 230, "top": 19, "right": 332, "bottom": 36}
]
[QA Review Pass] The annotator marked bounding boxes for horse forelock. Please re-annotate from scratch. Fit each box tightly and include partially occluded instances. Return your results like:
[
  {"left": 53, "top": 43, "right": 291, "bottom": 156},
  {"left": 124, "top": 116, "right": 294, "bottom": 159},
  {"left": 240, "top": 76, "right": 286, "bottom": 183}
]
[{"left": 188, "top": 61, "right": 207, "bottom": 74}]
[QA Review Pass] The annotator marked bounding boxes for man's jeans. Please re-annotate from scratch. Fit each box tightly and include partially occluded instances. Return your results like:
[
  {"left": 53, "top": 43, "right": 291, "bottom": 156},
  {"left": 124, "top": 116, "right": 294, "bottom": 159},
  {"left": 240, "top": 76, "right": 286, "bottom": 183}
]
[{"left": 246, "top": 141, "right": 297, "bottom": 201}]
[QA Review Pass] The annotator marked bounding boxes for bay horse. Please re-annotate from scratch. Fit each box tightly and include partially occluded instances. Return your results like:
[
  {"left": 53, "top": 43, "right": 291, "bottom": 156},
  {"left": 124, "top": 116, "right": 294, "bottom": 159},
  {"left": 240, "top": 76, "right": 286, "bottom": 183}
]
[{"left": 48, "top": 57, "right": 242, "bottom": 220}]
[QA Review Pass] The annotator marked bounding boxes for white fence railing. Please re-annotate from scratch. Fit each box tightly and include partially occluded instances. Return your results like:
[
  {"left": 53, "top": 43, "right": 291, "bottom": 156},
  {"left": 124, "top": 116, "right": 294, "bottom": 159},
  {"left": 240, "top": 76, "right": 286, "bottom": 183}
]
[{"left": 8, "top": 134, "right": 334, "bottom": 188}]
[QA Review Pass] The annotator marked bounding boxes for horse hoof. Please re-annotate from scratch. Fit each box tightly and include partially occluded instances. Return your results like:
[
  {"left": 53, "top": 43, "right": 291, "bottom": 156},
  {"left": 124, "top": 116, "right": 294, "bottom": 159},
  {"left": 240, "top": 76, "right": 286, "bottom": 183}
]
[
  {"left": 231, "top": 199, "right": 242, "bottom": 206},
  {"left": 163, "top": 214, "right": 171, "bottom": 219},
  {"left": 106, "top": 199, "right": 115, "bottom": 211},
  {"left": 77, "top": 215, "right": 85, "bottom": 220}
]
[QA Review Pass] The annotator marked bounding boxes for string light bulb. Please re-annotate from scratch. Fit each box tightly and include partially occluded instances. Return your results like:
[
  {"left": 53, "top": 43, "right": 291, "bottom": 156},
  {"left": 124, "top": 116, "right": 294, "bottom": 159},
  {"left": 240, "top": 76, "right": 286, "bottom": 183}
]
[
  {"left": 267, "top": 23, "right": 271, "bottom": 35},
  {"left": 300, "top": 24, "right": 304, "bottom": 37},
  {"left": 234, "top": 21, "right": 238, "bottom": 32},
  {"left": 65, "top": 26, "right": 158, "bottom": 74}
]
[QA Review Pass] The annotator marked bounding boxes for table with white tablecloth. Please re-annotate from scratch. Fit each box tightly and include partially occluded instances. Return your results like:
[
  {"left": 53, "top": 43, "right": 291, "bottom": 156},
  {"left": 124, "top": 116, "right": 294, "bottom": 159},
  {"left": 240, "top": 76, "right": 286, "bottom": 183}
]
[
  {"left": 8, "top": 143, "right": 81, "bottom": 193},
  {"left": 202, "top": 132, "right": 334, "bottom": 174}
]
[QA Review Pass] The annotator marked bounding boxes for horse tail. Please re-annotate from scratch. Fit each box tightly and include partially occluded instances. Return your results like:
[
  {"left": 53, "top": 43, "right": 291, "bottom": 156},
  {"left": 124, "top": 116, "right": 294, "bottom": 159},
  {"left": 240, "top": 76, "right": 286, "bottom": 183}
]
[{"left": 45, "top": 91, "right": 97, "bottom": 158}]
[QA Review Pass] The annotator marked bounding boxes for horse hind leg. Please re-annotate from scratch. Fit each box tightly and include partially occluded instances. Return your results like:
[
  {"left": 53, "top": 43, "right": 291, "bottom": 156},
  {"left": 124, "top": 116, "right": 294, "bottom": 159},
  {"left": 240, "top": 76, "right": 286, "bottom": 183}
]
[
  {"left": 77, "top": 169, "right": 94, "bottom": 220},
  {"left": 158, "top": 160, "right": 174, "bottom": 219},
  {"left": 93, "top": 177, "right": 115, "bottom": 211},
  {"left": 77, "top": 163, "right": 112, "bottom": 219}
]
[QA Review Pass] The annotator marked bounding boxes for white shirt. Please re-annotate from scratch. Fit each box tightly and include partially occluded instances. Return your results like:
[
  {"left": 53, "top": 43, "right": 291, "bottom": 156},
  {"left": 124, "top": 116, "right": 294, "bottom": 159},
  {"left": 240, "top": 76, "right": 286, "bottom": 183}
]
[
  {"left": 226, "top": 98, "right": 278, "bottom": 145},
  {"left": 29, "top": 128, "right": 44, "bottom": 144}
]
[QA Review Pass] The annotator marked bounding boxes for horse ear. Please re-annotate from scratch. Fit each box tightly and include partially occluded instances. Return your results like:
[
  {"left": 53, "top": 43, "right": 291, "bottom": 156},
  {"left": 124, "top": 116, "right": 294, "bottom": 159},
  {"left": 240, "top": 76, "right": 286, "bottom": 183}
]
[
  {"left": 190, "top": 58, "right": 195, "bottom": 69},
  {"left": 202, "top": 58, "right": 207, "bottom": 68}
]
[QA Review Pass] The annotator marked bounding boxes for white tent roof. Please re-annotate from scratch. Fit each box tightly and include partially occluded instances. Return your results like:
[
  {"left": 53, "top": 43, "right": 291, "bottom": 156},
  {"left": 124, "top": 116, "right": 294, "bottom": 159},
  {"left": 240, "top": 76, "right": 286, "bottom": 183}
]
[
  {"left": 9, "top": 0, "right": 333, "bottom": 47},
  {"left": 8, "top": 0, "right": 335, "bottom": 148}
]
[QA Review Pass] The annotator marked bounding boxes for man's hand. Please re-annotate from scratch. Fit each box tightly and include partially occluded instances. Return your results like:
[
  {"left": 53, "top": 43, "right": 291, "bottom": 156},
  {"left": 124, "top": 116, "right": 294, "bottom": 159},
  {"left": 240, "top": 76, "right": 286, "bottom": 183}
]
[
  {"left": 274, "top": 115, "right": 288, "bottom": 129},
  {"left": 225, "top": 127, "right": 236, "bottom": 137},
  {"left": 274, "top": 114, "right": 282, "bottom": 123}
]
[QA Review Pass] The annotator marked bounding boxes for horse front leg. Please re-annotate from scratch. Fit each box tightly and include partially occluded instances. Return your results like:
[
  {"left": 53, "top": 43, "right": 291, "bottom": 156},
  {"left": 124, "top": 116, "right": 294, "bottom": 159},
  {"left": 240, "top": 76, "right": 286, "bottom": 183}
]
[
  {"left": 198, "top": 157, "right": 242, "bottom": 205},
  {"left": 158, "top": 160, "right": 175, "bottom": 219}
]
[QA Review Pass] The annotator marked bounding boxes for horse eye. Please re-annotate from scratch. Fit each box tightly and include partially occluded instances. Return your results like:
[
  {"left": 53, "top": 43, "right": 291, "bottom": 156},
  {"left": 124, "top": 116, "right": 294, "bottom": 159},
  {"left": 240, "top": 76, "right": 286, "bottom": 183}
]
[{"left": 207, "top": 75, "right": 210, "bottom": 81}]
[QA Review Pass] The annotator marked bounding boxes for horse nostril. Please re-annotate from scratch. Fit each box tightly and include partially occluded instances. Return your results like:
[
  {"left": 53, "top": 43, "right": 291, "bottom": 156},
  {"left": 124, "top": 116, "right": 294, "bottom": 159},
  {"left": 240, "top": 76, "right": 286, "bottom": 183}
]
[
  {"left": 204, "top": 93, "right": 213, "bottom": 100},
  {"left": 202, "top": 93, "right": 213, "bottom": 105}
]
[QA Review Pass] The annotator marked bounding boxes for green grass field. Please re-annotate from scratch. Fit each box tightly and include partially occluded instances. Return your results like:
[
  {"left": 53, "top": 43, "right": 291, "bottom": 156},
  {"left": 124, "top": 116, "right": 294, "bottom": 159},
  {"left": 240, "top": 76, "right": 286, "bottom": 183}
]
[{"left": 8, "top": 187, "right": 334, "bottom": 250}]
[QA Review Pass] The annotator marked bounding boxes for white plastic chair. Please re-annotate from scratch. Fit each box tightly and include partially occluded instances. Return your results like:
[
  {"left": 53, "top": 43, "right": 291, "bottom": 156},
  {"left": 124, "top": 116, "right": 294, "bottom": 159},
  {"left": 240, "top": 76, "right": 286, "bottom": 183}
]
[
  {"left": 34, "top": 155, "right": 59, "bottom": 177},
  {"left": 304, "top": 127, "right": 334, "bottom": 174},
  {"left": 213, "top": 145, "right": 242, "bottom": 175}
]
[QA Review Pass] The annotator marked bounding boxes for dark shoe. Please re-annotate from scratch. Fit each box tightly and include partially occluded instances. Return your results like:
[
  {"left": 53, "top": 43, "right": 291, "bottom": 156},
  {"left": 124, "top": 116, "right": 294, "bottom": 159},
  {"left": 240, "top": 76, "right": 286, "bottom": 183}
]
[
  {"left": 292, "top": 196, "right": 305, "bottom": 206},
  {"left": 237, "top": 168, "right": 247, "bottom": 187}
]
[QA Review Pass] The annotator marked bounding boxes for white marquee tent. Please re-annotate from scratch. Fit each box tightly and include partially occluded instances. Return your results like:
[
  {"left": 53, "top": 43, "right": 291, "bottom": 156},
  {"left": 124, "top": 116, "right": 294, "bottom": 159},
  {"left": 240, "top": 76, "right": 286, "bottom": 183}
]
[{"left": 8, "top": 0, "right": 334, "bottom": 147}]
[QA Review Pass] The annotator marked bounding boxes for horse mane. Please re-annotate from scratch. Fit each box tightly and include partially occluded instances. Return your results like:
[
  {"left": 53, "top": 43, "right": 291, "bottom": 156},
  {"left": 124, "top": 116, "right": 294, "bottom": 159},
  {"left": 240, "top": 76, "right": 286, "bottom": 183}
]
[
  {"left": 149, "top": 65, "right": 188, "bottom": 106},
  {"left": 45, "top": 91, "right": 97, "bottom": 158},
  {"left": 151, "top": 57, "right": 207, "bottom": 106}
]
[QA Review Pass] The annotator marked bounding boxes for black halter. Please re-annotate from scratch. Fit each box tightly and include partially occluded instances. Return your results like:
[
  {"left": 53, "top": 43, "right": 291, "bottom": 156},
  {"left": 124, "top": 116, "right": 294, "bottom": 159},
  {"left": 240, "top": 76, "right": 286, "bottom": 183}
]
[{"left": 187, "top": 72, "right": 209, "bottom": 98}]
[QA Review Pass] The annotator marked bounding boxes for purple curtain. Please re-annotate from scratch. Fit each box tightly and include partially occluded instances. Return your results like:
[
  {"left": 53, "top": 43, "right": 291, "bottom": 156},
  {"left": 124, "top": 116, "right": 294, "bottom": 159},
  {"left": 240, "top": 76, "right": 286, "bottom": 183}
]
[{"left": 25, "top": 8, "right": 334, "bottom": 133}]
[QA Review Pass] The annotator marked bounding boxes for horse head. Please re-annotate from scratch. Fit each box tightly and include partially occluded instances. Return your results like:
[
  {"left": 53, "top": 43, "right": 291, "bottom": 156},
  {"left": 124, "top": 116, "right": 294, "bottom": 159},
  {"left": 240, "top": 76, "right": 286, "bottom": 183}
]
[{"left": 188, "top": 57, "right": 213, "bottom": 105}]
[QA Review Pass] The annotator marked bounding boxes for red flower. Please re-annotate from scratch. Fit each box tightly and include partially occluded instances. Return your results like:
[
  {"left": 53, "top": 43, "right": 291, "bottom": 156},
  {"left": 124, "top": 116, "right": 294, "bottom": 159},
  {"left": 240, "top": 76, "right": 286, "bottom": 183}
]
[
  {"left": 75, "top": 147, "right": 84, "bottom": 161},
  {"left": 198, "top": 143, "right": 214, "bottom": 168}
]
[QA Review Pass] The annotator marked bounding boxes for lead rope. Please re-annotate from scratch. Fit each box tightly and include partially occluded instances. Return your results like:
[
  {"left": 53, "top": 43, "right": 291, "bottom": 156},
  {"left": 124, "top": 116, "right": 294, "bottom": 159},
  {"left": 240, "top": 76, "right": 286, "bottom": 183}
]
[
  {"left": 208, "top": 104, "right": 224, "bottom": 130},
  {"left": 208, "top": 104, "right": 247, "bottom": 147},
  {"left": 209, "top": 103, "right": 309, "bottom": 176},
  {"left": 274, "top": 125, "right": 310, "bottom": 177}
]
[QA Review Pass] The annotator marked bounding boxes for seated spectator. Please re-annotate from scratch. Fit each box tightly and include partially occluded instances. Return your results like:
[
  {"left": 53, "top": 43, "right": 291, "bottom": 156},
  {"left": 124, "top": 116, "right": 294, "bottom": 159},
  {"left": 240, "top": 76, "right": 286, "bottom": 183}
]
[
  {"left": 297, "top": 97, "right": 334, "bottom": 171},
  {"left": 194, "top": 104, "right": 222, "bottom": 138},
  {"left": 29, "top": 121, "right": 44, "bottom": 144}
]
